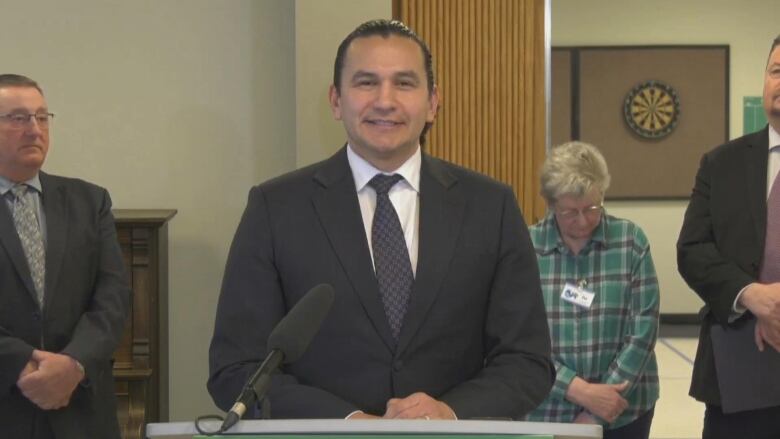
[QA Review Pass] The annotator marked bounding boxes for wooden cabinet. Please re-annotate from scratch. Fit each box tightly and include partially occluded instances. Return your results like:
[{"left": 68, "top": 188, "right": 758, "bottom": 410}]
[{"left": 112, "top": 209, "right": 176, "bottom": 439}]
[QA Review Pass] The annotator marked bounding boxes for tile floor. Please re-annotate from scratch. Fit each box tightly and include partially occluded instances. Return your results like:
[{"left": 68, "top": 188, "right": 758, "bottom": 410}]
[{"left": 650, "top": 334, "right": 704, "bottom": 439}]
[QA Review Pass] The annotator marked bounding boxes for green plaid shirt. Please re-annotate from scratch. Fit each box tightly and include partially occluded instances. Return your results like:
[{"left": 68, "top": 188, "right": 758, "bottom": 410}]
[{"left": 524, "top": 212, "right": 659, "bottom": 429}]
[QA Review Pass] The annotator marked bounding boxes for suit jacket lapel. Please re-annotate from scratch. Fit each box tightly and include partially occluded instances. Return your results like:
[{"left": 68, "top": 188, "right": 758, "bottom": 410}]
[
  {"left": 396, "top": 155, "right": 465, "bottom": 355},
  {"left": 311, "top": 148, "right": 396, "bottom": 352},
  {"left": 40, "top": 172, "right": 69, "bottom": 310},
  {"left": 0, "top": 195, "right": 38, "bottom": 301},
  {"left": 745, "top": 128, "right": 769, "bottom": 247}
]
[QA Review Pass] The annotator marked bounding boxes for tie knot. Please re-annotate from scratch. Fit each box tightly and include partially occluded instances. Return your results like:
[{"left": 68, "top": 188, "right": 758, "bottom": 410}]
[
  {"left": 10, "top": 184, "right": 29, "bottom": 200},
  {"left": 368, "top": 174, "right": 404, "bottom": 195}
]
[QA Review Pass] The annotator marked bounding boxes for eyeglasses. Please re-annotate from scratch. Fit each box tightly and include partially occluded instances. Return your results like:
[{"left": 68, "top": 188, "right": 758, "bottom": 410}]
[
  {"left": 0, "top": 112, "right": 55, "bottom": 129},
  {"left": 555, "top": 204, "right": 604, "bottom": 221}
]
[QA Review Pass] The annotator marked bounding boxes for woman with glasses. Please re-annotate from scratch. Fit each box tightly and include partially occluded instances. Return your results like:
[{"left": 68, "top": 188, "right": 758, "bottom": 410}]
[{"left": 524, "top": 141, "right": 659, "bottom": 439}]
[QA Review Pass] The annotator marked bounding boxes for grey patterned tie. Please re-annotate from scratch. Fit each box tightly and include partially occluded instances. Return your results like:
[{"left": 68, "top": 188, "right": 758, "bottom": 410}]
[
  {"left": 11, "top": 184, "right": 46, "bottom": 305},
  {"left": 369, "top": 174, "right": 413, "bottom": 343}
]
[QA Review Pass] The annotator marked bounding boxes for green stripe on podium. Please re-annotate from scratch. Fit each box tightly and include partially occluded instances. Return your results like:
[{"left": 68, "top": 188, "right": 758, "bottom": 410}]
[{"left": 195, "top": 435, "right": 553, "bottom": 439}]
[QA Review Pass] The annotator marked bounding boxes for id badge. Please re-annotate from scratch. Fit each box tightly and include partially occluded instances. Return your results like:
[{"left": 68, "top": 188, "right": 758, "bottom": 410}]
[{"left": 561, "top": 282, "right": 595, "bottom": 309}]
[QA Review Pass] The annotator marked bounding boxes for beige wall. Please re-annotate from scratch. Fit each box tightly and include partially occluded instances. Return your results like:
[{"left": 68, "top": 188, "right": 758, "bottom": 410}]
[
  {"left": 295, "top": 0, "right": 392, "bottom": 166},
  {"left": 552, "top": 0, "right": 780, "bottom": 314},
  {"left": 0, "top": 0, "right": 387, "bottom": 421}
]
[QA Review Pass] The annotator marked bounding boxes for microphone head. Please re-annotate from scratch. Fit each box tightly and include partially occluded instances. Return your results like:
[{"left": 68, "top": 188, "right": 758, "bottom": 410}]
[{"left": 267, "top": 283, "right": 335, "bottom": 363}]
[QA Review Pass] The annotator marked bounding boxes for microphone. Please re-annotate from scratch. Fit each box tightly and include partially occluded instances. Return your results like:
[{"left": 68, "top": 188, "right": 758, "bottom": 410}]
[{"left": 220, "top": 283, "right": 335, "bottom": 432}]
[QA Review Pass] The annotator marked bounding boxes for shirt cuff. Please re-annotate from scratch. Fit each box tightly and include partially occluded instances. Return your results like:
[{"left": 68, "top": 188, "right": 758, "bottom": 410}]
[
  {"left": 345, "top": 410, "right": 364, "bottom": 419},
  {"left": 550, "top": 365, "right": 577, "bottom": 401},
  {"left": 730, "top": 284, "right": 751, "bottom": 322},
  {"left": 62, "top": 353, "right": 85, "bottom": 375},
  {"left": 73, "top": 358, "right": 85, "bottom": 375},
  {"left": 446, "top": 405, "right": 458, "bottom": 420}
]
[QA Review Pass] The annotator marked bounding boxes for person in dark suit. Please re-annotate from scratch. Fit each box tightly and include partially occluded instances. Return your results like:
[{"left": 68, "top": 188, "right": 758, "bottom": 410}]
[
  {"left": 0, "top": 74, "right": 130, "bottom": 438},
  {"left": 677, "top": 35, "right": 780, "bottom": 438},
  {"left": 208, "top": 19, "right": 553, "bottom": 420}
]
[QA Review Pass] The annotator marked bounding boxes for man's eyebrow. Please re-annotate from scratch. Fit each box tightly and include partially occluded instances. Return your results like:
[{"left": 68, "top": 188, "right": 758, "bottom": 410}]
[
  {"left": 350, "top": 70, "right": 379, "bottom": 80},
  {"left": 394, "top": 71, "right": 421, "bottom": 80},
  {"left": 3, "top": 106, "right": 48, "bottom": 114}
]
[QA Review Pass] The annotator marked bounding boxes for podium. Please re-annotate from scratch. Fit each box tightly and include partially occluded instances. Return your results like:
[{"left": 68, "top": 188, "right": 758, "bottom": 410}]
[{"left": 146, "top": 419, "right": 601, "bottom": 439}]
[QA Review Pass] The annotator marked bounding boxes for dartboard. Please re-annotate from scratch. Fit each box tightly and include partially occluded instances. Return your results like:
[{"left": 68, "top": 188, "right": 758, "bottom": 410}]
[{"left": 623, "top": 80, "right": 680, "bottom": 139}]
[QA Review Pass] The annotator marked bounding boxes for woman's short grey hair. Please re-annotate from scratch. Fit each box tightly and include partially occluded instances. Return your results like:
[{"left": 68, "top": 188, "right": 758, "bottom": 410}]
[{"left": 540, "top": 141, "right": 611, "bottom": 203}]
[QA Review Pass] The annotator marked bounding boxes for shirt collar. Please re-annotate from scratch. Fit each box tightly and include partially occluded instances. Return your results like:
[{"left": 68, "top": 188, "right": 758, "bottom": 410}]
[
  {"left": 536, "top": 210, "right": 609, "bottom": 255},
  {"left": 346, "top": 144, "right": 421, "bottom": 193},
  {"left": 0, "top": 173, "right": 42, "bottom": 197},
  {"left": 769, "top": 124, "right": 780, "bottom": 150}
]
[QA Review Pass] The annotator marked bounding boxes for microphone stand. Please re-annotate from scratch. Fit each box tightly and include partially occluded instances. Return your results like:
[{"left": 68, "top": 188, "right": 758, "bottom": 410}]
[{"left": 220, "top": 350, "right": 284, "bottom": 431}]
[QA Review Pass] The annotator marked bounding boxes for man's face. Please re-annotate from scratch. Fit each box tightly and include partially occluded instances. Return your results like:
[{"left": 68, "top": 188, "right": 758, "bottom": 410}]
[
  {"left": 0, "top": 86, "right": 50, "bottom": 181},
  {"left": 329, "top": 35, "right": 438, "bottom": 171},
  {"left": 764, "top": 46, "right": 780, "bottom": 125}
]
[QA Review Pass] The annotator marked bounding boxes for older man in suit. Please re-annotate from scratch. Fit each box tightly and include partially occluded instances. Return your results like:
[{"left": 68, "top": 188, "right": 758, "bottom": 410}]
[
  {"left": 208, "top": 19, "right": 553, "bottom": 420},
  {"left": 0, "top": 74, "right": 130, "bottom": 438},
  {"left": 677, "top": 35, "right": 780, "bottom": 438}
]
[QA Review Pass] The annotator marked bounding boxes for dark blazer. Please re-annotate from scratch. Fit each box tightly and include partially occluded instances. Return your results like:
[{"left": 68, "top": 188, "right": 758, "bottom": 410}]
[
  {"left": 0, "top": 172, "right": 130, "bottom": 438},
  {"left": 677, "top": 127, "right": 770, "bottom": 404},
  {"left": 208, "top": 148, "right": 554, "bottom": 419}
]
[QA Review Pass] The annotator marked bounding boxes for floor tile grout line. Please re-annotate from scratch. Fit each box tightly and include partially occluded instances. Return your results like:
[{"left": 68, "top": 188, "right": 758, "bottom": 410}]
[{"left": 658, "top": 338, "right": 695, "bottom": 366}]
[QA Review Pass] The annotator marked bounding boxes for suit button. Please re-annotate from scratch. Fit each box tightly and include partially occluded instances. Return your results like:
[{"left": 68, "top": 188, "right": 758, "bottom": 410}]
[
  {"left": 393, "top": 360, "right": 403, "bottom": 371},
  {"left": 32, "top": 311, "right": 41, "bottom": 321}
]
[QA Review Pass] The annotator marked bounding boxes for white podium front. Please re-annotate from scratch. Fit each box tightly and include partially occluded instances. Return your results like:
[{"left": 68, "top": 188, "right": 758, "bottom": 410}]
[{"left": 146, "top": 419, "right": 601, "bottom": 439}]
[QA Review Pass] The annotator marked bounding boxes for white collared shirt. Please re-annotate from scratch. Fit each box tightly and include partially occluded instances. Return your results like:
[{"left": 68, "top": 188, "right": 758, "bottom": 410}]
[
  {"left": 346, "top": 145, "right": 420, "bottom": 276},
  {"left": 767, "top": 124, "right": 780, "bottom": 197},
  {"left": 0, "top": 173, "right": 47, "bottom": 244}
]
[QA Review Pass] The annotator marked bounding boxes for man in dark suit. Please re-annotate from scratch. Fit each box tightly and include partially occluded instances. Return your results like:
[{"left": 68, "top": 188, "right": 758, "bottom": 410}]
[
  {"left": 0, "top": 74, "right": 130, "bottom": 438},
  {"left": 208, "top": 19, "right": 553, "bottom": 420},
  {"left": 677, "top": 35, "right": 780, "bottom": 438}
]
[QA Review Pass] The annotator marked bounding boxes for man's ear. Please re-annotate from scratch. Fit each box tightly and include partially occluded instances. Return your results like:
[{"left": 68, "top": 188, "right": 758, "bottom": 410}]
[
  {"left": 426, "top": 84, "right": 439, "bottom": 122},
  {"left": 328, "top": 84, "right": 342, "bottom": 120}
]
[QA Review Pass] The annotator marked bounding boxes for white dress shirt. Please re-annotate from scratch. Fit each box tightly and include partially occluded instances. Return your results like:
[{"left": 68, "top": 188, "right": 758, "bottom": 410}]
[
  {"left": 767, "top": 124, "right": 780, "bottom": 195},
  {"left": 346, "top": 144, "right": 420, "bottom": 276},
  {"left": 0, "top": 173, "right": 47, "bottom": 244}
]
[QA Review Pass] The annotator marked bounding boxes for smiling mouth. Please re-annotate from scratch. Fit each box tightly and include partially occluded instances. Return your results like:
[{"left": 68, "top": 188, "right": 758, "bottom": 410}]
[{"left": 365, "top": 119, "right": 403, "bottom": 127}]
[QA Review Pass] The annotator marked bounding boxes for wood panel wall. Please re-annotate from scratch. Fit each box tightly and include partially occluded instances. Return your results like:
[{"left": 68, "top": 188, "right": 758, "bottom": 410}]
[{"left": 394, "top": 0, "right": 547, "bottom": 222}]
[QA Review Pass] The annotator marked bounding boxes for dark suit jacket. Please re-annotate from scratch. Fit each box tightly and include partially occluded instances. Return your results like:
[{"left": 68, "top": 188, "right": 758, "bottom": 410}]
[
  {"left": 0, "top": 172, "right": 130, "bottom": 438},
  {"left": 208, "top": 148, "right": 554, "bottom": 419},
  {"left": 677, "top": 127, "right": 770, "bottom": 405}
]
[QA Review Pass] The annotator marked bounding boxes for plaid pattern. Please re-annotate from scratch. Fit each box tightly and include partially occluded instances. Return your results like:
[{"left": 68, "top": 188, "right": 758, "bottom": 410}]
[{"left": 524, "top": 212, "right": 659, "bottom": 429}]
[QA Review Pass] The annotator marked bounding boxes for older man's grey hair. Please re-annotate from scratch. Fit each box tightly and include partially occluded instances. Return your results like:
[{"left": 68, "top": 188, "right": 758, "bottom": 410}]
[{"left": 540, "top": 141, "right": 611, "bottom": 203}]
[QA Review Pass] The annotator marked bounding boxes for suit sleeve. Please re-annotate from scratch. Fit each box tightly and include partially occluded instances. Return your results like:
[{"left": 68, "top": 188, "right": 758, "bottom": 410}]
[
  {"left": 677, "top": 152, "right": 755, "bottom": 324},
  {"left": 208, "top": 187, "right": 359, "bottom": 418},
  {"left": 60, "top": 189, "right": 131, "bottom": 382},
  {"left": 0, "top": 329, "right": 34, "bottom": 397},
  {"left": 438, "top": 187, "right": 555, "bottom": 419},
  {"left": 0, "top": 199, "right": 34, "bottom": 394}
]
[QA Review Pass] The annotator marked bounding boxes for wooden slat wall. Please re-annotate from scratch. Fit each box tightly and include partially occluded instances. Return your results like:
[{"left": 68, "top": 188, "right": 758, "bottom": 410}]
[{"left": 394, "top": 0, "right": 547, "bottom": 222}]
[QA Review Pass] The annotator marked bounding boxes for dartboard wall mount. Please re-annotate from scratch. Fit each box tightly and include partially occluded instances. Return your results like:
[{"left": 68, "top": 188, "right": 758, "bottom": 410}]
[
  {"left": 623, "top": 80, "right": 680, "bottom": 139},
  {"left": 551, "top": 45, "right": 728, "bottom": 198}
]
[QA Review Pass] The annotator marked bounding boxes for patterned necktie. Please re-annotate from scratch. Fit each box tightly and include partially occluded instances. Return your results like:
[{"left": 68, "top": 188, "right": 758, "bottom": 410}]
[
  {"left": 761, "top": 163, "right": 780, "bottom": 283},
  {"left": 368, "top": 174, "right": 413, "bottom": 342},
  {"left": 10, "top": 184, "right": 46, "bottom": 305}
]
